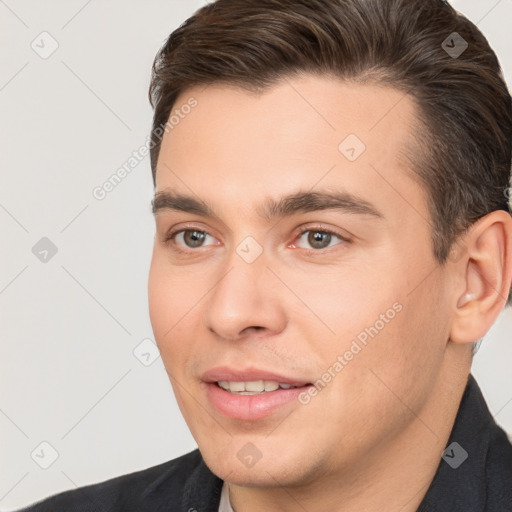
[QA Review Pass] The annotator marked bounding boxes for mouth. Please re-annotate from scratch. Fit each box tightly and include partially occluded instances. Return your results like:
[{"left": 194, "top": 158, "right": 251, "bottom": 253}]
[
  {"left": 216, "top": 380, "right": 302, "bottom": 395},
  {"left": 201, "top": 368, "right": 313, "bottom": 421}
]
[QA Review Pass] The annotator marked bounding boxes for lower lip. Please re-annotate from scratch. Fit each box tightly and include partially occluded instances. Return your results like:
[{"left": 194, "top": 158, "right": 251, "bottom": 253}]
[{"left": 204, "top": 382, "right": 309, "bottom": 421}]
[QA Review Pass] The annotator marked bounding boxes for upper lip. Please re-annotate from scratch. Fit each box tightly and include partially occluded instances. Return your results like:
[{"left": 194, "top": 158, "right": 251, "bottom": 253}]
[{"left": 201, "top": 367, "right": 311, "bottom": 387}]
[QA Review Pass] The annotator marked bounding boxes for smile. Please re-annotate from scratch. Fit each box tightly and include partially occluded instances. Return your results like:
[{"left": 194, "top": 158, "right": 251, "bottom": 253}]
[{"left": 216, "top": 380, "right": 298, "bottom": 394}]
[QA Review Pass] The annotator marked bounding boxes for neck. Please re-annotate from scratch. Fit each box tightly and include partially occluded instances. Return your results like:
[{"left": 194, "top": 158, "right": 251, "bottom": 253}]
[{"left": 228, "top": 345, "right": 471, "bottom": 512}]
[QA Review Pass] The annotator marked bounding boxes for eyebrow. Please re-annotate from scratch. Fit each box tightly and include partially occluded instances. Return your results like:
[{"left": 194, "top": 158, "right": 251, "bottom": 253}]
[{"left": 152, "top": 190, "right": 384, "bottom": 221}]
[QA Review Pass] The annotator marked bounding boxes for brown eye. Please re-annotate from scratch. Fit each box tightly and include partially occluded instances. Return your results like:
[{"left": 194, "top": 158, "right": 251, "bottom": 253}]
[
  {"left": 182, "top": 230, "right": 207, "bottom": 248},
  {"left": 294, "top": 229, "right": 347, "bottom": 250},
  {"left": 307, "top": 231, "right": 333, "bottom": 249},
  {"left": 169, "top": 229, "right": 218, "bottom": 250}
]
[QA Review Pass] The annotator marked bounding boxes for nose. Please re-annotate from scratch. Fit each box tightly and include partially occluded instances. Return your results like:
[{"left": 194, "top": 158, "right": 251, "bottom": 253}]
[{"left": 204, "top": 249, "right": 287, "bottom": 342}]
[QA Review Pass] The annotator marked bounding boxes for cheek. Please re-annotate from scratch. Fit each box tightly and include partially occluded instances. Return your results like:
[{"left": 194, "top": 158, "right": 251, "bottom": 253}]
[
  {"left": 148, "top": 257, "right": 204, "bottom": 424},
  {"left": 302, "top": 260, "right": 446, "bottom": 409},
  {"left": 149, "top": 249, "right": 202, "bottom": 334},
  {"left": 278, "top": 260, "right": 398, "bottom": 349},
  {"left": 148, "top": 262, "right": 216, "bottom": 445},
  {"left": 148, "top": 256, "right": 172, "bottom": 341},
  {"left": 338, "top": 282, "right": 447, "bottom": 422},
  {"left": 148, "top": 252, "right": 200, "bottom": 367}
]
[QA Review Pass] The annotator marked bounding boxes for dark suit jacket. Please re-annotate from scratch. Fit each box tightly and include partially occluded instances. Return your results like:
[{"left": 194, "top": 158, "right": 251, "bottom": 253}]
[{"left": 20, "top": 375, "right": 512, "bottom": 511}]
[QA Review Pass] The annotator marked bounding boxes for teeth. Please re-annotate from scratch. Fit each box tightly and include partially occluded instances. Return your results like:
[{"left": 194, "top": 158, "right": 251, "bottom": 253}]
[
  {"left": 217, "top": 380, "right": 297, "bottom": 394},
  {"left": 228, "top": 381, "right": 245, "bottom": 392},
  {"left": 246, "top": 380, "right": 264, "bottom": 392},
  {"left": 264, "top": 381, "right": 280, "bottom": 391}
]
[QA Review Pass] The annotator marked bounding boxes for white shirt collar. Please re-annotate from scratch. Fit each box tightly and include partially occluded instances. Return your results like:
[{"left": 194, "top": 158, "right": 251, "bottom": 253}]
[{"left": 218, "top": 482, "right": 235, "bottom": 512}]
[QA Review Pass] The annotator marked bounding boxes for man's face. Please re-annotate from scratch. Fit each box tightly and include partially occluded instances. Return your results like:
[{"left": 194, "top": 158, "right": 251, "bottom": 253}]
[{"left": 149, "top": 75, "right": 453, "bottom": 486}]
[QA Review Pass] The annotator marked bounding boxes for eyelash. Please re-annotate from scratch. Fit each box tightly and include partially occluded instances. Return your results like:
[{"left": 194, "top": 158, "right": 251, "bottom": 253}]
[{"left": 164, "top": 224, "right": 351, "bottom": 255}]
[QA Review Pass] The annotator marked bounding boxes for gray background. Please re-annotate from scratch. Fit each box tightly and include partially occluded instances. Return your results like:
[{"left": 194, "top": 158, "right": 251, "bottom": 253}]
[{"left": 1, "top": 0, "right": 511, "bottom": 509}]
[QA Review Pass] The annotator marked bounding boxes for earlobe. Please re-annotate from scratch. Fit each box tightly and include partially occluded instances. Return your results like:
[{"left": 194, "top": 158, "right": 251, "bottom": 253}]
[
  {"left": 449, "top": 211, "right": 512, "bottom": 345},
  {"left": 450, "top": 262, "right": 487, "bottom": 344}
]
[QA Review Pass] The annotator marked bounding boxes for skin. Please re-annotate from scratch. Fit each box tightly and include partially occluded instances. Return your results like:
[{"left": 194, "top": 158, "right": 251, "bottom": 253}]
[{"left": 148, "top": 75, "right": 512, "bottom": 512}]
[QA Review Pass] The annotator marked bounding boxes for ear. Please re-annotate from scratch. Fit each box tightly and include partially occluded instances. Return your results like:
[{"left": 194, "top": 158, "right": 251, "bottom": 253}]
[{"left": 450, "top": 210, "right": 512, "bottom": 344}]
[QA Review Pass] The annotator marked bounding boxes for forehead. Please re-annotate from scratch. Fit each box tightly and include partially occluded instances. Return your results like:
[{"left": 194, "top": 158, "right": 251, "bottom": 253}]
[{"left": 155, "top": 75, "right": 428, "bottom": 228}]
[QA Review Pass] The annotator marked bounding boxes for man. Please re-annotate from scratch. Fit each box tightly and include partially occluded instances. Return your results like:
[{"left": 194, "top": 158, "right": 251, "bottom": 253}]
[{"left": 21, "top": 0, "right": 512, "bottom": 510}]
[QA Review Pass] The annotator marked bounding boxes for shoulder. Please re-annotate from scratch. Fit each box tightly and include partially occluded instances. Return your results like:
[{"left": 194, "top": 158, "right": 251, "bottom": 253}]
[
  {"left": 418, "top": 375, "right": 512, "bottom": 512},
  {"left": 468, "top": 376, "right": 512, "bottom": 509},
  {"left": 484, "top": 424, "right": 512, "bottom": 510},
  {"left": 19, "top": 449, "right": 219, "bottom": 512}
]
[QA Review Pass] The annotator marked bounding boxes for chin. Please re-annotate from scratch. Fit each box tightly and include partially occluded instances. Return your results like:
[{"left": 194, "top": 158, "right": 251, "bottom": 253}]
[{"left": 199, "top": 440, "right": 316, "bottom": 488}]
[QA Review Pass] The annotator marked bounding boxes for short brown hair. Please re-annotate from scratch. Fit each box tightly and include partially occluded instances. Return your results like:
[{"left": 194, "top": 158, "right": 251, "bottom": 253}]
[{"left": 148, "top": 0, "right": 512, "bottom": 304}]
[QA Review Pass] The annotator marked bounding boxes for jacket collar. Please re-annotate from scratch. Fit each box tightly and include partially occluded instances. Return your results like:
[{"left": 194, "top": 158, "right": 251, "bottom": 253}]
[{"left": 417, "top": 374, "right": 494, "bottom": 512}]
